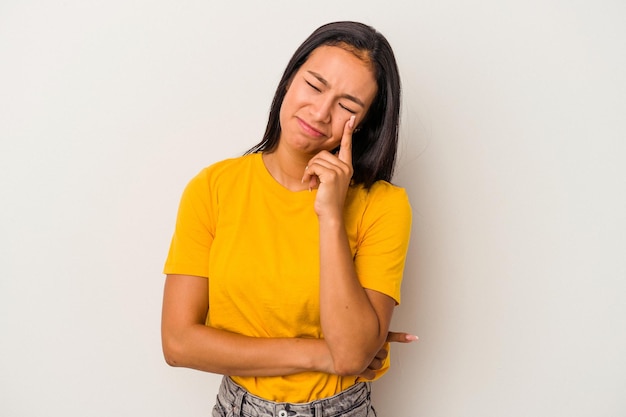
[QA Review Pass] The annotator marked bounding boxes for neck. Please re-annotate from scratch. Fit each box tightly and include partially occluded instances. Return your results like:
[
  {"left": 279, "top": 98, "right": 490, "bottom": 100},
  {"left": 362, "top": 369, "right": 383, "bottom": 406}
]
[{"left": 262, "top": 146, "right": 311, "bottom": 192}]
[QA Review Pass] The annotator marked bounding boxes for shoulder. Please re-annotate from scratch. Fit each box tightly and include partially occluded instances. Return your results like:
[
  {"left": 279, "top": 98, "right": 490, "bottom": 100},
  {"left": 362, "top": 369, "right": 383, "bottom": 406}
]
[
  {"left": 188, "top": 154, "right": 259, "bottom": 188},
  {"left": 367, "top": 180, "right": 410, "bottom": 201},
  {"left": 196, "top": 154, "right": 258, "bottom": 180},
  {"left": 178, "top": 154, "right": 259, "bottom": 205},
  {"left": 353, "top": 180, "right": 411, "bottom": 211},
  {"left": 346, "top": 180, "right": 412, "bottom": 231}
]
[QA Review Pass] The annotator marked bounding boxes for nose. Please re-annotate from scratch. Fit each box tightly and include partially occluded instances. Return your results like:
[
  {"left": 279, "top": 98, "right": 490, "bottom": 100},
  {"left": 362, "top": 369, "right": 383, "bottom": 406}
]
[{"left": 310, "top": 95, "right": 332, "bottom": 123}]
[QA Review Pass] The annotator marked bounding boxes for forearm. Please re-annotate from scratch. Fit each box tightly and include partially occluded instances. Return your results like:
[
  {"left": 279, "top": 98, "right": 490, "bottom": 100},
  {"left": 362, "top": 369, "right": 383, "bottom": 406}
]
[
  {"left": 318, "top": 217, "right": 386, "bottom": 375},
  {"left": 161, "top": 274, "right": 333, "bottom": 377},
  {"left": 162, "top": 323, "right": 331, "bottom": 377}
]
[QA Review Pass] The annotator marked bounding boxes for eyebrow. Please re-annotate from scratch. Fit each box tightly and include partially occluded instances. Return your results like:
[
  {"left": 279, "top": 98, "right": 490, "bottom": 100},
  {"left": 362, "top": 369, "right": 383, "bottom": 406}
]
[{"left": 306, "top": 70, "right": 366, "bottom": 108}]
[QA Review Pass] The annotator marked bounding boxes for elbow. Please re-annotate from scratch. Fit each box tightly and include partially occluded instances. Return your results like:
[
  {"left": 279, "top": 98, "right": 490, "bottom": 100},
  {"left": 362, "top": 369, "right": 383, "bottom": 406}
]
[
  {"left": 162, "top": 336, "right": 185, "bottom": 368},
  {"left": 332, "top": 354, "right": 371, "bottom": 377},
  {"left": 163, "top": 351, "right": 179, "bottom": 368},
  {"left": 329, "top": 335, "right": 389, "bottom": 376}
]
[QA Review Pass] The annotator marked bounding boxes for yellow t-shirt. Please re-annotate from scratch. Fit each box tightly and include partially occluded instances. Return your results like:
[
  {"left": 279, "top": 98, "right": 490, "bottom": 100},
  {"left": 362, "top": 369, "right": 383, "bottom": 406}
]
[{"left": 164, "top": 153, "right": 412, "bottom": 402}]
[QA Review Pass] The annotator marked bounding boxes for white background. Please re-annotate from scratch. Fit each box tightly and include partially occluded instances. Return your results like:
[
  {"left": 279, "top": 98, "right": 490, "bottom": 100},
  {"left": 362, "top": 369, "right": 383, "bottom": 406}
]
[{"left": 1, "top": 1, "right": 625, "bottom": 416}]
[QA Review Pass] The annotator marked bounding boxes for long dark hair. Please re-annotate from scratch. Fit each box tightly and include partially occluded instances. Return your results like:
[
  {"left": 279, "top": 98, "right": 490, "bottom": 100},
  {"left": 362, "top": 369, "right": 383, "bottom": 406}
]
[{"left": 246, "top": 21, "right": 402, "bottom": 189}]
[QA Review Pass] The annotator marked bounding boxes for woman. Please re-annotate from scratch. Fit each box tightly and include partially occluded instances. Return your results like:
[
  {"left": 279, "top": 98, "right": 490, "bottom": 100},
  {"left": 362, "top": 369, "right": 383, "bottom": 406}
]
[{"left": 161, "top": 21, "right": 417, "bottom": 416}]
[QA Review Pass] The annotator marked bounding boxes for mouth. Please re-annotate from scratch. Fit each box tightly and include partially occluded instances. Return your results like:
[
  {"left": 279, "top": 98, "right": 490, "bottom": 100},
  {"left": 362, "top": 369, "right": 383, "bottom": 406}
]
[{"left": 296, "top": 117, "right": 326, "bottom": 138}]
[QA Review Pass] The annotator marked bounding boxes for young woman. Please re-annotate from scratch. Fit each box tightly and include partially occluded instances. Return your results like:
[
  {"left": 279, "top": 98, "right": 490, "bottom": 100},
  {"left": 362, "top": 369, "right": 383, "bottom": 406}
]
[{"left": 161, "top": 21, "right": 417, "bottom": 416}]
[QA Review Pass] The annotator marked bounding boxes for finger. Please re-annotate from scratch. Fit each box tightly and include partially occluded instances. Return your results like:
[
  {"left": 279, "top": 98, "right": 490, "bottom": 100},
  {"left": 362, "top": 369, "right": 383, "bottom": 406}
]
[
  {"left": 337, "top": 115, "right": 355, "bottom": 165},
  {"left": 368, "top": 357, "right": 383, "bottom": 370},
  {"left": 301, "top": 152, "right": 335, "bottom": 185},
  {"left": 358, "top": 368, "right": 376, "bottom": 380},
  {"left": 386, "top": 331, "right": 419, "bottom": 343},
  {"left": 308, "top": 175, "right": 319, "bottom": 191},
  {"left": 375, "top": 348, "right": 388, "bottom": 360},
  {"left": 302, "top": 155, "right": 346, "bottom": 189}
]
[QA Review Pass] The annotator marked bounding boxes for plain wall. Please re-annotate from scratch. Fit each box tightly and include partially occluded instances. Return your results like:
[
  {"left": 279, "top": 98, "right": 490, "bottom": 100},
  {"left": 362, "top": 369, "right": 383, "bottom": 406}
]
[{"left": 1, "top": 1, "right": 624, "bottom": 416}]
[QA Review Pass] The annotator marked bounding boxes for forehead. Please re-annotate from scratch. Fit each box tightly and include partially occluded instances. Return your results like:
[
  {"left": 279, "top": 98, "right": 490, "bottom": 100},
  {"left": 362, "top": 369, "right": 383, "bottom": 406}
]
[
  {"left": 302, "top": 45, "right": 373, "bottom": 75},
  {"left": 300, "top": 45, "right": 377, "bottom": 97}
]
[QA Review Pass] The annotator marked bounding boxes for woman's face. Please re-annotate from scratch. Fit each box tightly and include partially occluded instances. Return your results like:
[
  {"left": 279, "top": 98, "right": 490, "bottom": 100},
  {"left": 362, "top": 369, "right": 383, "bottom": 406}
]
[{"left": 278, "top": 45, "right": 378, "bottom": 156}]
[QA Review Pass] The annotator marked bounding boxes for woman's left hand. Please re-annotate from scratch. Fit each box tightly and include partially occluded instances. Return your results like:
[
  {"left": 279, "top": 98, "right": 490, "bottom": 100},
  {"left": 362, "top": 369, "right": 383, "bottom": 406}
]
[
  {"left": 302, "top": 116, "right": 356, "bottom": 219},
  {"left": 357, "top": 345, "right": 388, "bottom": 380},
  {"left": 357, "top": 331, "right": 419, "bottom": 380}
]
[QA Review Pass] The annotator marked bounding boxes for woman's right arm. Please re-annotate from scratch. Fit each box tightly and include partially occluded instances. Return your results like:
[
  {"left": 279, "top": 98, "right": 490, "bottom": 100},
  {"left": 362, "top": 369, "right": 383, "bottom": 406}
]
[{"left": 161, "top": 274, "right": 334, "bottom": 377}]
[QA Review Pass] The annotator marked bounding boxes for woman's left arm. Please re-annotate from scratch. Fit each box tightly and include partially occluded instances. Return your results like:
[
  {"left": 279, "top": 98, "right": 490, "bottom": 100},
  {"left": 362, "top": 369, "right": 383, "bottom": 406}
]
[
  {"left": 318, "top": 217, "right": 396, "bottom": 376},
  {"left": 302, "top": 117, "right": 408, "bottom": 376}
]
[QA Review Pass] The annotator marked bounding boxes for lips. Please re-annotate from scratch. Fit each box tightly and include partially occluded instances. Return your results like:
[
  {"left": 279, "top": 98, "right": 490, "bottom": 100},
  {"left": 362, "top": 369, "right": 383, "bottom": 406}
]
[{"left": 296, "top": 117, "right": 326, "bottom": 138}]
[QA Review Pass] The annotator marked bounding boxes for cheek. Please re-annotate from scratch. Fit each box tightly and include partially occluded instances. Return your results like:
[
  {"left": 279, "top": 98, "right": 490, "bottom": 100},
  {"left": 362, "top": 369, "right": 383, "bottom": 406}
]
[
  {"left": 278, "top": 93, "right": 296, "bottom": 126},
  {"left": 281, "top": 89, "right": 307, "bottom": 120},
  {"left": 332, "top": 113, "right": 352, "bottom": 138}
]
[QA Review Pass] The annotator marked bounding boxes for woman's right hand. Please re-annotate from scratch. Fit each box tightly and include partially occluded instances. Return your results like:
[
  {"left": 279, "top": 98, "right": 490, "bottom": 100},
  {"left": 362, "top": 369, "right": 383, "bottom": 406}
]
[{"left": 357, "top": 331, "right": 418, "bottom": 380}]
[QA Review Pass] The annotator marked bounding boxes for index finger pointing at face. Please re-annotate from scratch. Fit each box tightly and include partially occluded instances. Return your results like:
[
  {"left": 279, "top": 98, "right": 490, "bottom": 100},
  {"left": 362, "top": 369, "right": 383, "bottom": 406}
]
[{"left": 338, "top": 115, "right": 355, "bottom": 165}]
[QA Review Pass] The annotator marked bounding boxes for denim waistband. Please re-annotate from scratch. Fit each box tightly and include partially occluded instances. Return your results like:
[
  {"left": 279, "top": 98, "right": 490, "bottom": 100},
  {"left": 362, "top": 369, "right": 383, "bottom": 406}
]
[{"left": 213, "top": 376, "right": 374, "bottom": 417}]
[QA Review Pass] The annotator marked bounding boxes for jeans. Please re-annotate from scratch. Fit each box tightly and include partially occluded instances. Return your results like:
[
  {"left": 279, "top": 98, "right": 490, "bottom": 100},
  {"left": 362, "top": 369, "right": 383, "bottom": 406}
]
[{"left": 212, "top": 376, "right": 377, "bottom": 417}]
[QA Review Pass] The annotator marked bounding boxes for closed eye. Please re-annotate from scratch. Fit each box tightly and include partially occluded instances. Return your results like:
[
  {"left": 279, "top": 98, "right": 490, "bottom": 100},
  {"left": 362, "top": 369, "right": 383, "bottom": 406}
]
[
  {"left": 305, "top": 80, "right": 321, "bottom": 92},
  {"left": 339, "top": 103, "right": 356, "bottom": 114}
]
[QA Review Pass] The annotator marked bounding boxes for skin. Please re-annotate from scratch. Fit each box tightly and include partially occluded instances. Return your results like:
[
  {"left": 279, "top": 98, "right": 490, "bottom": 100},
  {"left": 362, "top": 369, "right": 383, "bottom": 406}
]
[
  {"left": 161, "top": 45, "right": 417, "bottom": 381},
  {"left": 263, "top": 45, "right": 378, "bottom": 192}
]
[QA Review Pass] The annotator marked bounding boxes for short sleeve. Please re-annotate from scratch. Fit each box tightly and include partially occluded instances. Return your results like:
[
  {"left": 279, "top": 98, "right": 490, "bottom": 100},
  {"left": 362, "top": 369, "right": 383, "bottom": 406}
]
[
  {"left": 354, "top": 183, "right": 412, "bottom": 304},
  {"left": 163, "top": 168, "right": 216, "bottom": 278}
]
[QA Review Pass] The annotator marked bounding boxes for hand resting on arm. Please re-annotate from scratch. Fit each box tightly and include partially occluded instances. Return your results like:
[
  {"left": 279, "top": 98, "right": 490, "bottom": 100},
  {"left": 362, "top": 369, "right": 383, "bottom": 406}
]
[{"left": 161, "top": 274, "right": 416, "bottom": 378}]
